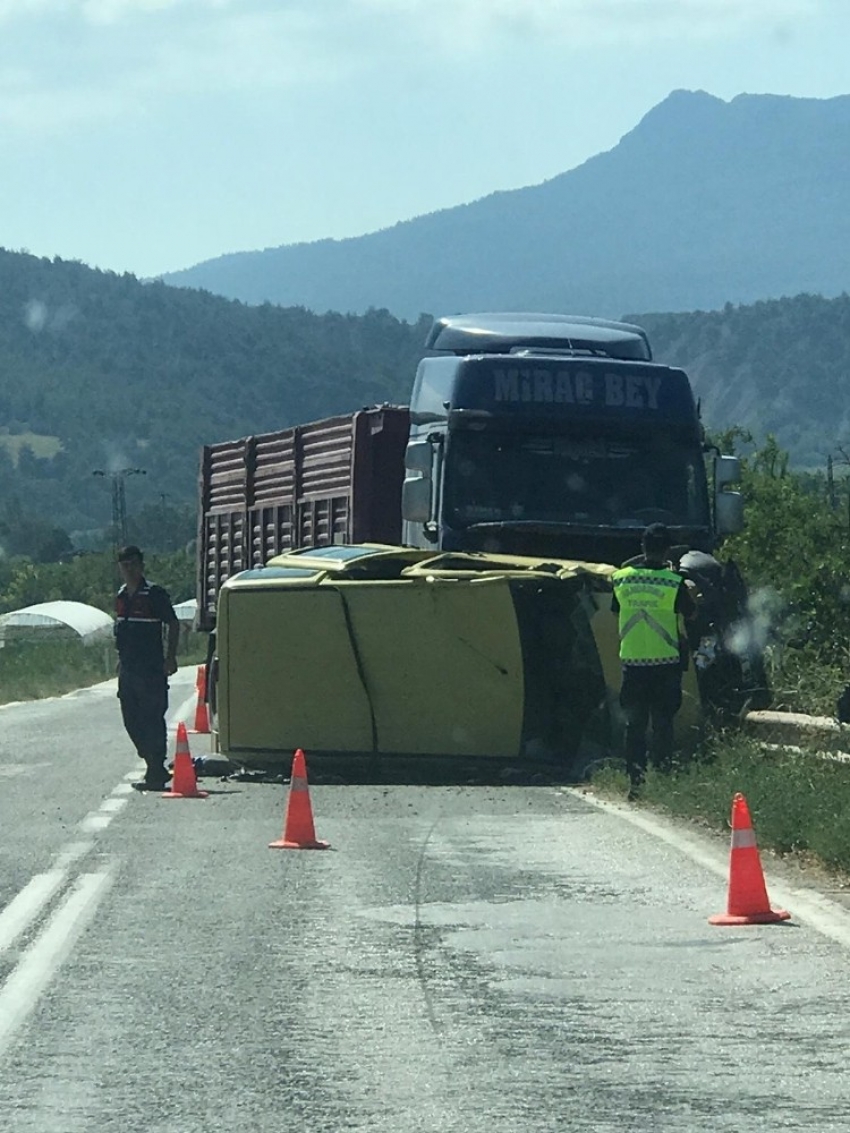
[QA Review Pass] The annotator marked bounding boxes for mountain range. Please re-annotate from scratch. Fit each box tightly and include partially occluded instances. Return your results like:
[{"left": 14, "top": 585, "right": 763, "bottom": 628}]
[{"left": 160, "top": 89, "right": 850, "bottom": 321}]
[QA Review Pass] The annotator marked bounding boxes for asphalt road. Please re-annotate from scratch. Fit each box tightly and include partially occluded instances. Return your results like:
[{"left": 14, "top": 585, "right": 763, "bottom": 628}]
[{"left": 1, "top": 669, "right": 850, "bottom": 1131}]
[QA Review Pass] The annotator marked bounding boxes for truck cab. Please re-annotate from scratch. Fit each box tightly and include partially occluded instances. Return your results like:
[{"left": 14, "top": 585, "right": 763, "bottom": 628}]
[{"left": 401, "top": 313, "right": 743, "bottom": 564}]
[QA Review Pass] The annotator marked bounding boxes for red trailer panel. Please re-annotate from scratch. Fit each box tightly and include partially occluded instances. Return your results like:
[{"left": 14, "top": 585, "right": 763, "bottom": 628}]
[{"left": 197, "top": 406, "right": 410, "bottom": 629}]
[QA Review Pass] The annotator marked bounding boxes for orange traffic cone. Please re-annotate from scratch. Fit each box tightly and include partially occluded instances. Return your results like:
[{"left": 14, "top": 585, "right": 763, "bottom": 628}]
[
  {"left": 188, "top": 665, "right": 210, "bottom": 735},
  {"left": 269, "top": 749, "right": 330, "bottom": 850},
  {"left": 163, "top": 722, "right": 209, "bottom": 799},
  {"left": 709, "top": 793, "right": 789, "bottom": 925}
]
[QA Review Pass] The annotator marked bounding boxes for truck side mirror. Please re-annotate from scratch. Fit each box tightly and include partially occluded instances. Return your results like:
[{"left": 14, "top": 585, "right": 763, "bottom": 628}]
[
  {"left": 402, "top": 476, "right": 432, "bottom": 523},
  {"left": 715, "top": 490, "right": 744, "bottom": 534},
  {"left": 405, "top": 441, "right": 433, "bottom": 475},
  {"left": 715, "top": 454, "right": 741, "bottom": 488}
]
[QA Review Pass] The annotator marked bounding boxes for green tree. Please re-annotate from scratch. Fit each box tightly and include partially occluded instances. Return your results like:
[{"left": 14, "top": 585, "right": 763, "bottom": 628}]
[{"left": 722, "top": 435, "right": 850, "bottom": 666}]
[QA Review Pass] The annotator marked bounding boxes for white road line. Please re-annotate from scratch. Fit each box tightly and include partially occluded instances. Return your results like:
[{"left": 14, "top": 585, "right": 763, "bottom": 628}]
[
  {"left": 0, "top": 871, "right": 67, "bottom": 957},
  {"left": 0, "top": 763, "right": 52, "bottom": 779},
  {"left": 571, "top": 790, "right": 729, "bottom": 877},
  {"left": 0, "top": 867, "right": 114, "bottom": 1057},
  {"left": 571, "top": 789, "right": 850, "bottom": 950},
  {"left": 79, "top": 813, "right": 113, "bottom": 834},
  {"left": 52, "top": 842, "right": 94, "bottom": 871},
  {"left": 75, "top": 795, "right": 128, "bottom": 834},
  {"left": 0, "top": 676, "right": 200, "bottom": 1017},
  {"left": 89, "top": 696, "right": 203, "bottom": 823},
  {"left": 99, "top": 797, "right": 128, "bottom": 815},
  {"left": 110, "top": 691, "right": 200, "bottom": 790}
]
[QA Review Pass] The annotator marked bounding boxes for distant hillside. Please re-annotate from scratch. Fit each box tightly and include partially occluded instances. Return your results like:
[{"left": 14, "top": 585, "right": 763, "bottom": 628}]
[
  {"left": 636, "top": 292, "right": 850, "bottom": 469},
  {"left": 161, "top": 90, "right": 850, "bottom": 320},
  {"left": 1, "top": 247, "right": 848, "bottom": 550},
  {"left": 0, "top": 249, "right": 425, "bottom": 539}
]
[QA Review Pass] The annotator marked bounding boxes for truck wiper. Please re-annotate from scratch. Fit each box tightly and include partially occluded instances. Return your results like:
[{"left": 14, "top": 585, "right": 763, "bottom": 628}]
[
  {"left": 464, "top": 520, "right": 696, "bottom": 534},
  {"left": 464, "top": 520, "right": 608, "bottom": 533}
]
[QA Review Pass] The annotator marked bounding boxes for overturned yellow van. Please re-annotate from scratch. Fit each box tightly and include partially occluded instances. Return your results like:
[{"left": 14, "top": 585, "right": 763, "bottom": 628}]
[{"left": 212, "top": 545, "right": 701, "bottom": 777}]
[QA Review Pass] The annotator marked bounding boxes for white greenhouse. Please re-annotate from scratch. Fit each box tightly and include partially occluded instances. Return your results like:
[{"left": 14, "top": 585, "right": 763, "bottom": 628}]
[
  {"left": 0, "top": 601, "right": 114, "bottom": 646},
  {"left": 172, "top": 598, "right": 198, "bottom": 625}
]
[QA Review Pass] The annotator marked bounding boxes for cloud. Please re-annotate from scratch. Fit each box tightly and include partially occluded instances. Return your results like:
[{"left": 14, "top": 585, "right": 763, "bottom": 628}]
[
  {"left": 356, "top": 0, "right": 822, "bottom": 49},
  {"left": 81, "top": 0, "right": 187, "bottom": 24},
  {"left": 0, "top": 0, "right": 828, "bottom": 133},
  {"left": 132, "top": 8, "right": 360, "bottom": 95},
  {"left": 0, "top": 0, "right": 54, "bottom": 22},
  {"left": 0, "top": 0, "right": 309, "bottom": 24},
  {"left": 0, "top": 0, "right": 201, "bottom": 23},
  {"left": 0, "top": 5, "right": 362, "bottom": 131},
  {"left": 0, "top": 0, "right": 826, "bottom": 35},
  {"left": 0, "top": 69, "right": 123, "bottom": 128}
]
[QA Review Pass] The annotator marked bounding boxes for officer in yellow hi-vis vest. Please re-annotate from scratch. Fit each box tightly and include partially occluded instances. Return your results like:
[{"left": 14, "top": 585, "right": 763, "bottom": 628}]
[{"left": 612, "top": 523, "right": 696, "bottom": 799}]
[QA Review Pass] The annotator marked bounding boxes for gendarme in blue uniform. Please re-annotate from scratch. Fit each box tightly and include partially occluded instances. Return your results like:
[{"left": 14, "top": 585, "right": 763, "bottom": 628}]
[
  {"left": 115, "top": 578, "right": 176, "bottom": 674},
  {"left": 115, "top": 574, "right": 177, "bottom": 789}
]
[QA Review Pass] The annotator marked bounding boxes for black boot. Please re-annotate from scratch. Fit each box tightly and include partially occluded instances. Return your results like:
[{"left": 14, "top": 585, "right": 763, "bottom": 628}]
[{"left": 132, "top": 758, "right": 170, "bottom": 792}]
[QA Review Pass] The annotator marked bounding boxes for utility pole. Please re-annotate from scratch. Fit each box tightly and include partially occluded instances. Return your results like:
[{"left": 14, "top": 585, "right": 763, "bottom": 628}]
[{"left": 93, "top": 468, "right": 147, "bottom": 553}]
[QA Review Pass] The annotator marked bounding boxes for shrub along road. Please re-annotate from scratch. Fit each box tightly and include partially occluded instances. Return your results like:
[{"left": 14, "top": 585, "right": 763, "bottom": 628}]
[{"left": 593, "top": 724, "right": 850, "bottom": 878}]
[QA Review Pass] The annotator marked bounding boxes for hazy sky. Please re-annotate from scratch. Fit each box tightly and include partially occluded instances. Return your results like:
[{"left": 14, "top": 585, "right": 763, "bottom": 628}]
[{"left": 1, "top": 0, "right": 847, "bottom": 279}]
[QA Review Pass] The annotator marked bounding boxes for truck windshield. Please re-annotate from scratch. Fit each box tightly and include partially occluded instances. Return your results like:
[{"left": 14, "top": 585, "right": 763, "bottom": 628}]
[{"left": 444, "top": 431, "right": 709, "bottom": 529}]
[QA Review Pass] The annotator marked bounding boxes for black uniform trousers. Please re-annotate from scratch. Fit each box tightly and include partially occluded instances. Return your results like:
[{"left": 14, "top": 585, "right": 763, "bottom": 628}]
[
  {"left": 118, "top": 667, "right": 169, "bottom": 783},
  {"left": 619, "top": 663, "right": 682, "bottom": 789}
]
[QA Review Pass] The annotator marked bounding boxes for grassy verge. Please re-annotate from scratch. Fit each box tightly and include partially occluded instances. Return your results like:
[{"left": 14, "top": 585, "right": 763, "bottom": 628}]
[
  {"left": 0, "top": 634, "right": 209, "bottom": 706},
  {"left": 763, "top": 645, "right": 849, "bottom": 717},
  {"left": 592, "top": 731, "right": 850, "bottom": 875}
]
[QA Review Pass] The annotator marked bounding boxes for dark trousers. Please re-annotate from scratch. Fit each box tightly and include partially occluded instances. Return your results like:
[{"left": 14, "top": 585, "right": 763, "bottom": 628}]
[
  {"left": 118, "top": 668, "right": 169, "bottom": 782},
  {"left": 619, "top": 664, "right": 683, "bottom": 788}
]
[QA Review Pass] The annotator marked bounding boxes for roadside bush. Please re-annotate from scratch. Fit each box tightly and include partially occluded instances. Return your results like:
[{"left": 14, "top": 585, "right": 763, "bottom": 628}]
[
  {"left": 593, "top": 733, "right": 850, "bottom": 873},
  {"left": 762, "top": 645, "right": 849, "bottom": 717}
]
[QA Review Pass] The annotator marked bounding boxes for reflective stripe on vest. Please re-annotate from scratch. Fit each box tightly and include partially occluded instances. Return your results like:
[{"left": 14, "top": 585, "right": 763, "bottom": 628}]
[{"left": 612, "top": 566, "right": 681, "bottom": 665}]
